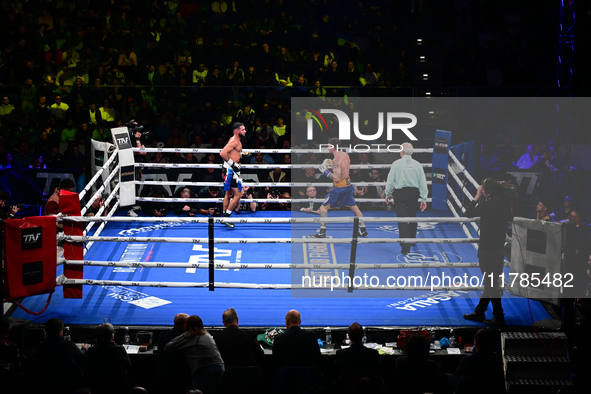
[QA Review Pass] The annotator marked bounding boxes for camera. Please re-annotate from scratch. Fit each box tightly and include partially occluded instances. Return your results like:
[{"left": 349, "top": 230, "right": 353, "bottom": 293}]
[
  {"left": 126, "top": 120, "right": 150, "bottom": 145},
  {"left": 212, "top": 207, "right": 222, "bottom": 217},
  {"left": 269, "top": 188, "right": 280, "bottom": 198},
  {"left": 12, "top": 204, "right": 26, "bottom": 210}
]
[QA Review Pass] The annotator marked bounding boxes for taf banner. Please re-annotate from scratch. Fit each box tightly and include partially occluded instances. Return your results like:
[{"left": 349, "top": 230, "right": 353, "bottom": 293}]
[
  {"left": 3, "top": 216, "right": 57, "bottom": 301},
  {"left": 431, "top": 130, "right": 452, "bottom": 211},
  {"left": 112, "top": 126, "right": 136, "bottom": 206},
  {"left": 60, "top": 190, "right": 84, "bottom": 299}
]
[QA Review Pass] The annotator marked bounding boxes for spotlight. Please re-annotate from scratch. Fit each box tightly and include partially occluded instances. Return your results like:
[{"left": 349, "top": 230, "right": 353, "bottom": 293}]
[
  {"left": 423, "top": 73, "right": 429, "bottom": 77},
  {"left": 417, "top": 38, "right": 422, "bottom": 42}
]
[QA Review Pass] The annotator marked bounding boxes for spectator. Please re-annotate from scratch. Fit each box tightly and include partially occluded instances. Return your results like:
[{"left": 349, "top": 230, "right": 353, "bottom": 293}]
[
  {"left": 334, "top": 322, "right": 383, "bottom": 393},
  {"left": 554, "top": 196, "right": 576, "bottom": 222},
  {"left": 0, "top": 190, "right": 19, "bottom": 220},
  {"left": 48, "top": 96, "right": 69, "bottom": 126},
  {"left": 29, "top": 154, "right": 47, "bottom": 169},
  {"left": 226, "top": 61, "right": 244, "bottom": 84},
  {"left": 193, "top": 63, "right": 209, "bottom": 84},
  {"left": 61, "top": 119, "right": 78, "bottom": 143},
  {"left": 568, "top": 210, "right": 590, "bottom": 236},
  {"left": 83, "top": 323, "right": 132, "bottom": 394},
  {"left": 196, "top": 186, "right": 221, "bottom": 216},
  {"left": 99, "top": 99, "right": 116, "bottom": 126},
  {"left": 234, "top": 186, "right": 258, "bottom": 213},
  {"left": 395, "top": 333, "right": 440, "bottom": 394},
  {"left": 45, "top": 143, "right": 64, "bottom": 169},
  {"left": 310, "top": 80, "right": 327, "bottom": 97},
  {"left": 85, "top": 194, "right": 107, "bottom": 217},
  {"left": 140, "top": 185, "right": 171, "bottom": 217},
  {"left": 63, "top": 143, "right": 86, "bottom": 169},
  {"left": 45, "top": 178, "right": 76, "bottom": 215},
  {"left": 272, "top": 117, "right": 287, "bottom": 144},
  {"left": 516, "top": 144, "right": 539, "bottom": 169},
  {"left": 273, "top": 310, "right": 320, "bottom": 368},
  {"left": 532, "top": 198, "right": 554, "bottom": 222},
  {"left": 213, "top": 308, "right": 264, "bottom": 368},
  {"left": 156, "top": 313, "right": 192, "bottom": 394},
  {"left": 164, "top": 315, "right": 225, "bottom": 394},
  {"left": 296, "top": 186, "right": 321, "bottom": 214},
  {"left": 456, "top": 329, "right": 507, "bottom": 394},
  {"left": 39, "top": 318, "right": 89, "bottom": 394}
]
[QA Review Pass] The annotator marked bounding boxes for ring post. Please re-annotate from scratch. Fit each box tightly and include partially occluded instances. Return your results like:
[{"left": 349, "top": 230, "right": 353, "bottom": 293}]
[
  {"left": 208, "top": 217, "right": 214, "bottom": 291},
  {"left": 348, "top": 217, "right": 360, "bottom": 293}
]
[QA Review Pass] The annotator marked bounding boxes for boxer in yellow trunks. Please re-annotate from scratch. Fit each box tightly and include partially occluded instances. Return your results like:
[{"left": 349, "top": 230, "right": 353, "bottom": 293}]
[{"left": 309, "top": 138, "right": 368, "bottom": 238}]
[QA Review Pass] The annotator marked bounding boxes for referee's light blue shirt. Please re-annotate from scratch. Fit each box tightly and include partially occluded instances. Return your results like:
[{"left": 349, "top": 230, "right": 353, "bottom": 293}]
[{"left": 384, "top": 155, "right": 429, "bottom": 201}]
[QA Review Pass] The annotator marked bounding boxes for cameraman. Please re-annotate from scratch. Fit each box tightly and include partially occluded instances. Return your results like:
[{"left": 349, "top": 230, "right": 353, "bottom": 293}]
[
  {"left": 0, "top": 191, "right": 19, "bottom": 219},
  {"left": 197, "top": 186, "right": 222, "bottom": 216},
  {"left": 463, "top": 178, "right": 512, "bottom": 327},
  {"left": 140, "top": 185, "right": 170, "bottom": 216},
  {"left": 173, "top": 188, "right": 199, "bottom": 216},
  {"left": 233, "top": 186, "right": 257, "bottom": 213}
]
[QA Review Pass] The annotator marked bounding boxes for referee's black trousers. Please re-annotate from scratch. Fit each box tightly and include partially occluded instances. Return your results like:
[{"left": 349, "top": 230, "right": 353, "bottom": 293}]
[{"left": 393, "top": 187, "right": 419, "bottom": 253}]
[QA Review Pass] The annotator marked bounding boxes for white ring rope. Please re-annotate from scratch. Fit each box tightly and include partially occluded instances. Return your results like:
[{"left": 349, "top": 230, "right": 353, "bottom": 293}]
[
  {"left": 79, "top": 150, "right": 117, "bottom": 201},
  {"left": 59, "top": 235, "right": 479, "bottom": 244},
  {"left": 135, "top": 180, "right": 433, "bottom": 187},
  {"left": 62, "top": 260, "right": 483, "bottom": 269},
  {"left": 135, "top": 197, "right": 434, "bottom": 203},
  {"left": 81, "top": 164, "right": 120, "bottom": 216},
  {"left": 58, "top": 216, "right": 479, "bottom": 224},
  {"left": 84, "top": 184, "right": 120, "bottom": 235},
  {"left": 85, "top": 200, "right": 121, "bottom": 252},
  {"left": 134, "top": 148, "right": 435, "bottom": 154},
  {"left": 448, "top": 164, "right": 474, "bottom": 201},
  {"left": 449, "top": 150, "right": 480, "bottom": 190},
  {"left": 60, "top": 278, "right": 483, "bottom": 291},
  {"left": 446, "top": 184, "right": 480, "bottom": 234},
  {"left": 446, "top": 200, "right": 478, "bottom": 251},
  {"left": 136, "top": 163, "right": 431, "bottom": 169}
]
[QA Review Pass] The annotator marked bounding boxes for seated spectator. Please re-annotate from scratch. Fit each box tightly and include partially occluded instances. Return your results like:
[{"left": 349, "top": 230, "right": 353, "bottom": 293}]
[
  {"left": 99, "top": 99, "right": 116, "bottom": 126},
  {"left": 83, "top": 323, "right": 132, "bottom": 394},
  {"left": 156, "top": 313, "right": 192, "bottom": 394},
  {"left": 255, "top": 128, "right": 274, "bottom": 150},
  {"left": 498, "top": 135, "right": 516, "bottom": 162},
  {"left": 251, "top": 152, "right": 270, "bottom": 165},
  {"left": 164, "top": 315, "right": 225, "bottom": 394},
  {"left": 295, "top": 186, "right": 321, "bottom": 214},
  {"left": 568, "top": 210, "right": 590, "bottom": 236},
  {"left": 531, "top": 198, "right": 554, "bottom": 222},
  {"left": 456, "top": 329, "right": 506, "bottom": 394},
  {"left": 45, "top": 178, "right": 76, "bottom": 215},
  {"left": 334, "top": 322, "right": 383, "bottom": 393},
  {"left": 85, "top": 194, "right": 108, "bottom": 217},
  {"left": 29, "top": 154, "right": 47, "bottom": 169},
  {"left": 49, "top": 94, "right": 70, "bottom": 122},
  {"left": 63, "top": 143, "right": 85, "bottom": 169},
  {"left": 139, "top": 185, "right": 171, "bottom": 217},
  {"left": 233, "top": 186, "right": 257, "bottom": 213},
  {"left": 0, "top": 316, "right": 21, "bottom": 393},
  {"left": 395, "top": 333, "right": 440, "bottom": 394},
  {"left": 61, "top": 119, "right": 78, "bottom": 143},
  {"left": 516, "top": 144, "right": 539, "bottom": 169},
  {"left": 260, "top": 190, "right": 291, "bottom": 211},
  {"left": 294, "top": 167, "right": 319, "bottom": 197},
  {"left": 349, "top": 167, "right": 371, "bottom": 183},
  {"left": 266, "top": 166, "right": 289, "bottom": 185},
  {"left": 554, "top": 196, "right": 576, "bottom": 222},
  {"left": 45, "top": 143, "right": 64, "bottom": 168},
  {"left": 39, "top": 318, "right": 88, "bottom": 394},
  {"left": 213, "top": 308, "right": 264, "bottom": 368},
  {"left": 196, "top": 186, "right": 221, "bottom": 216},
  {"left": 273, "top": 310, "right": 320, "bottom": 368}
]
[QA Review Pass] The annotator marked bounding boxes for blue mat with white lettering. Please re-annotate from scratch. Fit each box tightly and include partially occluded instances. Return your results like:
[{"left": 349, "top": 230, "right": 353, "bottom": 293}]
[{"left": 10, "top": 211, "right": 553, "bottom": 328}]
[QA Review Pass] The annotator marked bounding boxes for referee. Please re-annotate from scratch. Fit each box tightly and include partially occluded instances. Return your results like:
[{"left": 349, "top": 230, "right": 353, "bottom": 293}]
[{"left": 384, "top": 142, "right": 428, "bottom": 255}]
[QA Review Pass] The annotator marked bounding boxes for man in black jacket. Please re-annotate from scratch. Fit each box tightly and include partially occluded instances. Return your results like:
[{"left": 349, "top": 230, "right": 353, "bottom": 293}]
[
  {"left": 334, "top": 322, "right": 383, "bottom": 392},
  {"left": 463, "top": 178, "right": 512, "bottom": 326},
  {"left": 139, "top": 185, "right": 170, "bottom": 216},
  {"left": 272, "top": 309, "right": 320, "bottom": 368},
  {"left": 173, "top": 187, "right": 199, "bottom": 216},
  {"left": 39, "top": 318, "right": 89, "bottom": 394},
  {"left": 213, "top": 308, "right": 264, "bottom": 368},
  {"left": 456, "top": 329, "right": 507, "bottom": 394},
  {"left": 156, "top": 313, "right": 191, "bottom": 394}
]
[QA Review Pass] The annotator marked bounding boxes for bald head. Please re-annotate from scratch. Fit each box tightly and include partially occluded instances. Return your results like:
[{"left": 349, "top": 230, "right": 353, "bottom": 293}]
[
  {"left": 173, "top": 313, "right": 189, "bottom": 330},
  {"left": 222, "top": 308, "right": 238, "bottom": 327},
  {"left": 285, "top": 310, "right": 301, "bottom": 328},
  {"left": 348, "top": 322, "right": 364, "bottom": 343}
]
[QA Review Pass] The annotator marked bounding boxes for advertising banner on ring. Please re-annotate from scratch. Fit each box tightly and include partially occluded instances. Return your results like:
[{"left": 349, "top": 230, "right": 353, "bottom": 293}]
[{"left": 112, "top": 126, "right": 136, "bottom": 206}]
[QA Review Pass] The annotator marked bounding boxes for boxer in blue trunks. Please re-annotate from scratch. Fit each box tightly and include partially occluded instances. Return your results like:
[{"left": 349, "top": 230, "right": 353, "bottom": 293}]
[
  {"left": 309, "top": 138, "right": 368, "bottom": 238},
  {"left": 219, "top": 122, "right": 248, "bottom": 228}
]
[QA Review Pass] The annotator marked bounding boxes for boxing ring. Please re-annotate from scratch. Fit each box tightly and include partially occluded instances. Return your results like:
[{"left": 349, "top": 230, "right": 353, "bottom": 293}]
[{"left": 6, "top": 141, "right": 555, "bottom": 328}]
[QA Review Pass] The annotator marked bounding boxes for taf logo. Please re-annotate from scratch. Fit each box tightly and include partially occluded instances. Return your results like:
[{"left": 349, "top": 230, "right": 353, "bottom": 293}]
[
  {"left": 305, "top": 108, "right": 418, "bottom": 141},
  {"left": 22, "top": 227, "right": 42, "bottom": 250},
  {"left": 114, "top": 133, "right": 133, "bottom": 149}
]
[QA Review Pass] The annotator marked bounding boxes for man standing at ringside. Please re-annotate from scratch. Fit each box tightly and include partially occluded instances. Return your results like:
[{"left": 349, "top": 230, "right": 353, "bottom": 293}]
[
  {"left": 310, "top": 138, "right": 368, "bottom": 238},
  {"left": 220, "top": 122, "right": 248, "bottom": 228}
]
